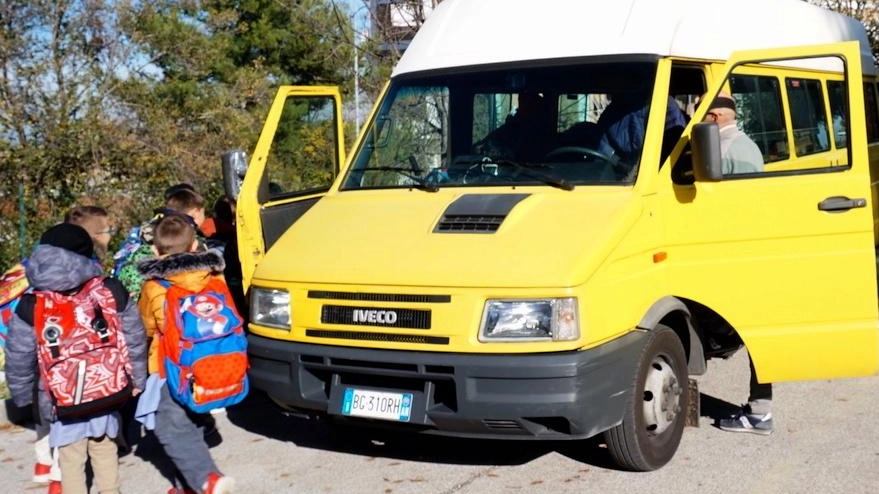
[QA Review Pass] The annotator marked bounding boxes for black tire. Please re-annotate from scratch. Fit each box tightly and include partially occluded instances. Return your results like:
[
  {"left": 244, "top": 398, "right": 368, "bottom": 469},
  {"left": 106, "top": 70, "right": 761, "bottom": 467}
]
[{"left": 604, "top": 325, "right": 688, "bottom": 471}]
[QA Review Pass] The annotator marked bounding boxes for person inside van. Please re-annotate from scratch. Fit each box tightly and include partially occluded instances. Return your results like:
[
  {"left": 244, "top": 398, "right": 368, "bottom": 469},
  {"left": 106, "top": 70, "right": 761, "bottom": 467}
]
[
  {"left": 701, "top": 93, "right": 764, "bottom": 175},
  {"left": 596, "top": 92, "right": 688, "bottom": 175},
  {"left": 473, "top": 91, "right": 552, "bottom": 161}
]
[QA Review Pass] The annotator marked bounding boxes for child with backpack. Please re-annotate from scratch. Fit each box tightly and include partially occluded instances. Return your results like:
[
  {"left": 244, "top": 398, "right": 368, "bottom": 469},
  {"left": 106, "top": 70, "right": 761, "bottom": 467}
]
[
  {"left": 5, "top": 223, "right": 148, "bottom": 494},
  {"left": 136, "top": 214, "right": 244, "bottom": 494},
  {"left": 1, "top": 206, "right": 120, "bottom": 494},
  {"left": 114, "top": 185, "right": 209, "bottom": 303}
]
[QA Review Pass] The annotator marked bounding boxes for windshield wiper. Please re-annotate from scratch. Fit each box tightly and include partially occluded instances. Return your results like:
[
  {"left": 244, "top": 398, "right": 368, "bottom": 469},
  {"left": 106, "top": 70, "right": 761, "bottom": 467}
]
[
  {"left": 455, "top": 157, "right": 574, "bottom": 191},
  {"left": 352, "top": 166, "right": 439, "bottom": 192}
]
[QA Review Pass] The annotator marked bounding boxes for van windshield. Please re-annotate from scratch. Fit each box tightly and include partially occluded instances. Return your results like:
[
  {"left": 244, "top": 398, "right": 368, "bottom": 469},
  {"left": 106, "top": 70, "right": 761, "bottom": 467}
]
[{"left": 342, "top": 61, "right": 668, "bottom": 191}]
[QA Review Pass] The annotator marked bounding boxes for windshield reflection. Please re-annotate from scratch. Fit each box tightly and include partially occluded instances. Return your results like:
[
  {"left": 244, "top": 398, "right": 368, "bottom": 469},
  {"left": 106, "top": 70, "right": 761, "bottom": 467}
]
[{"left": 342, "top": 61, "right": 675, "bottom": 191}]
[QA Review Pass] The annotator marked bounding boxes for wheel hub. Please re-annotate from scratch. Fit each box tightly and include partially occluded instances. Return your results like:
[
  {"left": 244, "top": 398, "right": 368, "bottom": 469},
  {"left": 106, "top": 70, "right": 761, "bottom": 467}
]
[{"left": 641, "top": 357, "right": 682, "bottom": 435}]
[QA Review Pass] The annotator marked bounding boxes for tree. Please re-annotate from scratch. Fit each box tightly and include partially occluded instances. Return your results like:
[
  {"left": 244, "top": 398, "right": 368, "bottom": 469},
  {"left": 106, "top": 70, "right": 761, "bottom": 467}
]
[
  {"left": 0, "top": 0, "right": 145, "bottom": 267},
  {"left": 113, "top": 0, "right": 356, "bottom": 212},
  {"left": 349, "top": 0, "right": 441, "bottom": 110},
  {"left": 0, "top": 0, "right": 356, "bottom": 271},
  {"left": 807, "top": 1, "right": 879, "bottom": 57}
]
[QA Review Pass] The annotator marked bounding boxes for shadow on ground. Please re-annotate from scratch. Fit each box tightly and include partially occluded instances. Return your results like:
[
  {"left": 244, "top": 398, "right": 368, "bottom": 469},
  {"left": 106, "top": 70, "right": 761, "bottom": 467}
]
[
  {"left": 225, "top": 390, "right": 745, "bottom": 469},
  {"left": 699, "top": 392, "right": 742, "bottom": 428},
  {"left": 5, "top": 388, "right": 745, "bottom": 477},
  {"left": 226, "top": 391, "right": 615, "bottom": 470}
]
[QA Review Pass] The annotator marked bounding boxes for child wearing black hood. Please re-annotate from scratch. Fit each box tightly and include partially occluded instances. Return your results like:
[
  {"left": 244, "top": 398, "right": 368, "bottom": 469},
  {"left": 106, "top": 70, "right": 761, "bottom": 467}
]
[{"left": 6, "top": 223, "right": 147, "bottom": 494}]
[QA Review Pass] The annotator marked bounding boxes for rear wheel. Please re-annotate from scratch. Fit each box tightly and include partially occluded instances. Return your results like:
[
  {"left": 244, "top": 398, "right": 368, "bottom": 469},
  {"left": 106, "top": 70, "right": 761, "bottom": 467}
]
[{"left": 604, "top": 325, "right": 688, "bottom": 471}]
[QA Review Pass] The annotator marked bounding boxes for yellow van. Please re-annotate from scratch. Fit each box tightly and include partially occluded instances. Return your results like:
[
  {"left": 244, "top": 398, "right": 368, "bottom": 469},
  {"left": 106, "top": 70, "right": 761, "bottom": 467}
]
[{"left": 223, "top": 0, "right": 879, "bottom": 471}]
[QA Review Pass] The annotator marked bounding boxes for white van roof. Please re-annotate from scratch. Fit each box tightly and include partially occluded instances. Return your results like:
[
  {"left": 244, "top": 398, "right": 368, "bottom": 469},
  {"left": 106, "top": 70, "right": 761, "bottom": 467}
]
[{"left": 393, "top": 0, "right": 875, "bottom": 77}]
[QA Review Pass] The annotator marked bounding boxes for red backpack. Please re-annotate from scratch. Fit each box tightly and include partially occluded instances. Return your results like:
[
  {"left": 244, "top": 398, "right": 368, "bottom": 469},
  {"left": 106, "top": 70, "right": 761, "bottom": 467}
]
[{"left": 33, "top": 277, "right": 133, "bottom": 419}]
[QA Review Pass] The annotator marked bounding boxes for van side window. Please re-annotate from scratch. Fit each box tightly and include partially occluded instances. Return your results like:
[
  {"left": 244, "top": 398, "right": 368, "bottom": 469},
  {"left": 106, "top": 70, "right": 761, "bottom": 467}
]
[
  {"left": 730, "top": 74, "right": 789, "bottom": 163},
  {"left": 827, "top": 81, "right": 848, "bottom": 148},
  {"left": 786, "top": 78, "right": 830, "bottom": 156},
  {"left": 863, "top": 82, "right": 879, "bottom": 143}
]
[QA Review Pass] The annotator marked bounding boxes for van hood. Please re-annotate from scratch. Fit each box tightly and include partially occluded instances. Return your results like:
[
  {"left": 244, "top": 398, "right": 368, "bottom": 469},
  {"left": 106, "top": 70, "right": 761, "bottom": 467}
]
[{"left": 254, "top": 189, "right": 642, "bottom": 289}]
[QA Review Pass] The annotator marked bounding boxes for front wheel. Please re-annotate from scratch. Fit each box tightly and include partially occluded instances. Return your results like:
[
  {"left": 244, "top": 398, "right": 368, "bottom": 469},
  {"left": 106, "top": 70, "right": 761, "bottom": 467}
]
[{"left": 604, "top": 325, "right": 688, "bottom": 471}]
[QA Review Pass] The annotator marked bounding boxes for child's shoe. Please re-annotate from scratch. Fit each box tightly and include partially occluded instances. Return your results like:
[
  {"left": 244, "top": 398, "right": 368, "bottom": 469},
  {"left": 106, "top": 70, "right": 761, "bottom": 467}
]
[
  {"left": 47, "top": 480, "right": 62, "bottom": 494},
  {"left": 167, "top": 488, "right": 197, "bottom": 494},
  {"left": 33, "top": 462, "right": 52, "bottom": 483},
  {"left": 203, "top": 472, "right": 235, "bottom": 494}
]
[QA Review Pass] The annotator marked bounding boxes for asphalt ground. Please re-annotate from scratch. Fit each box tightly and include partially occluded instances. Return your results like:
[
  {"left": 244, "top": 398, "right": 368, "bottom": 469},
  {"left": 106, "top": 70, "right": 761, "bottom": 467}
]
[{"left": 1, "top": 350, "right": 877, "bottom": 494}]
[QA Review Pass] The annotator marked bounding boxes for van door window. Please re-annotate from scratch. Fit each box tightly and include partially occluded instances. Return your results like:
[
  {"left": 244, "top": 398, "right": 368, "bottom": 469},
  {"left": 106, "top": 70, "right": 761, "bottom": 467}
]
[
  {"left": 264, "top": 95, "right": 340, "bottom": 199},
  {"left": 863, "top": 82, "right": 879, "bottom": 143},
  {"left": 786, "top": 78, "right": 830, "bottom": 155},
  {"left": 729, "top": 74, "right": 789, "bottom": 165},
  {"left": 827, "top": 81, "right": 848, "bottom": 148}
]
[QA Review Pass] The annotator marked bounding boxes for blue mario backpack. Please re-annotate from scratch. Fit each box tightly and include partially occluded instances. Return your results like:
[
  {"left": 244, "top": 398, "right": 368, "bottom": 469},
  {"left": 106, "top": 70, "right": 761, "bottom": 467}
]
[{"left": 157, "top": 278, "right": 248, "bottom": 413}]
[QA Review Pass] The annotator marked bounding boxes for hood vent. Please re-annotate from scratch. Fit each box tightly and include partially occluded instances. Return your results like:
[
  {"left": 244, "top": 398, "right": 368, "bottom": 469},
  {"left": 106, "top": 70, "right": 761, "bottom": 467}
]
[{"left": 435, "top": 194, "right": 530, "bottom": 234}]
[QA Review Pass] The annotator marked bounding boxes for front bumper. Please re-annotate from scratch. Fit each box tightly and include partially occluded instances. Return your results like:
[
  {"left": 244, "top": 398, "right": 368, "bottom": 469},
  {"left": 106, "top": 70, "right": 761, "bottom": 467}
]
[{"left": 247, "top": 330, "right": 648, "bottom": 439}]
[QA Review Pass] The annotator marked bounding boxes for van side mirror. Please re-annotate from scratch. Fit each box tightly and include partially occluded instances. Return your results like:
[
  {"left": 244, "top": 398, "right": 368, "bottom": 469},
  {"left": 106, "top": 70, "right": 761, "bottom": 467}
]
[
  {"left": 222, "top": 149, "right": 249, "bottom": 201},
  {"left": 691, "top": 122, "right": 723, "bottom": 182}
]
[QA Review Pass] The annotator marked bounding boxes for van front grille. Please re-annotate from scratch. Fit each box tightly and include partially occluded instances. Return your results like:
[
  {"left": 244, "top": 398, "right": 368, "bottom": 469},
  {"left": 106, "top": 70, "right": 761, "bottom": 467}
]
[
  {"left": 306, "top": 329, "right": 449, "bottom": 345},
  {"left": 483, "top": 419, "right": 524, "bottom": 430},
  {"left": 308, "top": 291, "right": 451, "bottom": 303},
  {"left": 321, "top": 305, "right": 431, "bottom": 329}
]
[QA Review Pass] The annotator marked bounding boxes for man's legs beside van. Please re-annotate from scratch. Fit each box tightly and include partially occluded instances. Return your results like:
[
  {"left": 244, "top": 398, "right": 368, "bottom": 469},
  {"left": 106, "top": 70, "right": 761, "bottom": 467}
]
[{"left": 719, "top": 354, "right": 773, "bottom": 435}]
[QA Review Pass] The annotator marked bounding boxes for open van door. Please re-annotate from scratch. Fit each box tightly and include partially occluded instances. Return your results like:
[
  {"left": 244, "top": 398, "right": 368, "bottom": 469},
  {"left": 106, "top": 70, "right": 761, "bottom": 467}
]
[
  {"left": 231, "top": 86, "right": 345, "bottom": 292},
  {"left": 667, "top": 41, "right": 878, "bottom": 382}
]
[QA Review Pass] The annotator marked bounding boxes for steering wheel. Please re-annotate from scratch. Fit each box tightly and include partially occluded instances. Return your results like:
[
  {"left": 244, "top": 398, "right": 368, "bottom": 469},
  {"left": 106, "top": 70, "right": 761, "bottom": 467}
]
[
  {"left": 460, "top": 164, "right": 493, "bottom": 184},
  {"left": 544, "top": 146, "right": 615, "bottom": 164},
  {"left": 456, "top": 156, "right": 504, "bottom": 184}
]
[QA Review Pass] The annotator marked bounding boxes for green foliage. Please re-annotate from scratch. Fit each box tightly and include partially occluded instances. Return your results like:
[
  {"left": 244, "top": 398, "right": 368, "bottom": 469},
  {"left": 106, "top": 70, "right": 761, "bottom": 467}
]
[{"left": 0, "top": 0, "right": 354, "bottom": 271}]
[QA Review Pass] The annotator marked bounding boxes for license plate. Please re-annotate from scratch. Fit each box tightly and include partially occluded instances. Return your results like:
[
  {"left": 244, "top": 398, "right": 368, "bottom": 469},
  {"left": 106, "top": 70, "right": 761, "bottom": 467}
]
[{"left": 341, "top": 388, "right": 413, "bottom": 422}]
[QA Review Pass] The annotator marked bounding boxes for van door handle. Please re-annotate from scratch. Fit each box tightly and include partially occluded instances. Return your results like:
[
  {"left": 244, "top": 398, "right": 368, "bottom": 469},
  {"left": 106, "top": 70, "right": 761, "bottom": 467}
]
[{"left": 818, "top": 196, "right": 867, "bottom": 211}]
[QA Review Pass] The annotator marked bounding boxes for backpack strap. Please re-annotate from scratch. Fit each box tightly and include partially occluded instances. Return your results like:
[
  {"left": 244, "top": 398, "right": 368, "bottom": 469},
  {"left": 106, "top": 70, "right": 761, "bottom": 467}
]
[
  {"left": 80, "top": 278, "right": 111, "bottom": 341},
  {"left": 154, "top": 278, "right": 175, "bottom": 380}
]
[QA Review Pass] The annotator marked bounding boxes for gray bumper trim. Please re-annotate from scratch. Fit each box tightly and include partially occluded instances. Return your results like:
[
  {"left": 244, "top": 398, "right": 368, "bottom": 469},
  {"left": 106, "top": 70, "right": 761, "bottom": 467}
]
[{"left": 247, "top": 330, "right": 648, "bottom": 440}]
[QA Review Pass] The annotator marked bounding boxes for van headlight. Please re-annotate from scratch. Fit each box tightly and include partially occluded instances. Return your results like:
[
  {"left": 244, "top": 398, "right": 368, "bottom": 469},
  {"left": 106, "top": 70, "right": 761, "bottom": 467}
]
[
  {"left": 251, "top": 287, "right": 291, "bottom": 329},
  {"left": 479, "top": 298, "right": 579, "bottom": 342}
]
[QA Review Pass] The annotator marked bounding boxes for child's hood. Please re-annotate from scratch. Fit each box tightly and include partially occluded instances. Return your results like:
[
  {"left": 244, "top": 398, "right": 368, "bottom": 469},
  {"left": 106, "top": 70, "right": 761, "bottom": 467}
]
[
  {"left": 137, "top": 249, "right": 225, "bottom": 292},
  {"left": 26, "top": 244, "right": 103, "bottom": 292}
]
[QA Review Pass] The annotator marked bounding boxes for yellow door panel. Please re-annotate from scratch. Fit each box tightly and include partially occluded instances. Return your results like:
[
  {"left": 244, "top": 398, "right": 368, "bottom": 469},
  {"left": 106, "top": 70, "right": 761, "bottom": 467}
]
[
  {"left": 662, "top": 42, "right": 879, "bottom": 382},
  {"left": 237, "top": 86, "right": 346, "bottom": 291}
]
